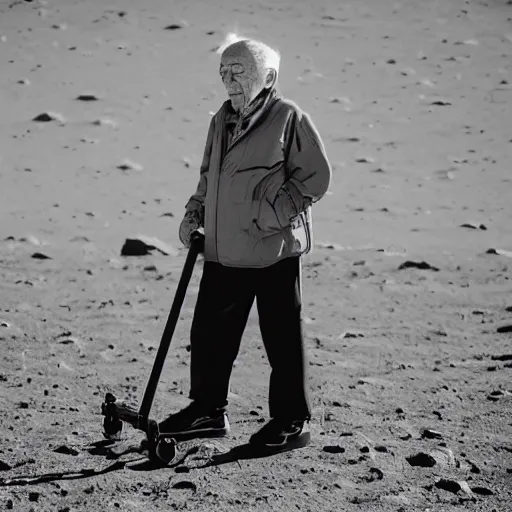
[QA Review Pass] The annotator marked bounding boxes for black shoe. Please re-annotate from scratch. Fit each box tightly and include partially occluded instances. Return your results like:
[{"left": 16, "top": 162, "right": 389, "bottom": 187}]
[
  {"left": 249, "top": 418, "right": 310, "bottom": 451},
  {"left": 158, "top": 401, "right": 230, "bottom": 441}
]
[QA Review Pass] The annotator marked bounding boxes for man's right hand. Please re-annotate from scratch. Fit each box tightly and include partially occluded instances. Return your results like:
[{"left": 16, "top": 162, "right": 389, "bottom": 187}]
[{"left": 179, "top": 209, "right": 202, "bottom": 248}]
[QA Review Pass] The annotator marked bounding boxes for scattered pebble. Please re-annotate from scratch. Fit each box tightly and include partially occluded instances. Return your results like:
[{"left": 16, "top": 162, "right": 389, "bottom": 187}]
[
  {"left": 338, "top": 331, "right": 364, "bottom": 339},
  {"left": 32, "top": 112, "right": 65, "bottom": 123},
  {"left": 92, "top": 117, "right": 118, "bottom": 128},
  {"left": 471, "top": 486, "right": 493, "bottom": 496},
  {"left": 164, "top": 22, "right": 188, "bottom": 30},
  {"left": 31, "top": 252, "right": 51, "bottom": 260},
  {"left": 117, "top": 159, "right": 143, "bottom": 172},
  {"left": 172, "top": 480, "right": 197, "bottom": 491},
  {"left": 0, "top": 460, "right": 12, "bottom": 471},
  {"left": 28, "top": 492, "right": 40, "bottom": 502},
  {"left": 121, "top": 236, "right": 177, "bottom": 256},
  {"left": 322, "top": 445, "right": 345, "bottom": 454},
  {"left": 398, "top": 260, "right": 439, "bottom": 271},
  {"left": 76, "top": 94, "right": 100, "bottom": 102},
  {"left": 487, "top": 390, "right": 506, "bottom": 401},
  {"left": 53, "top": 445, "right": 79, "bottom": 456},
  {"left": 421, "top": 428, "right": 443, "bottom": 440},
  {"left": 491, "top": 354, "right": 512, "bottom": 361},
  {"left": 406, "top": 452, "right": 436, "bottom": 467},
  {"left": 460, "top": 222, "right": 487, "bottom": 230},
  {"left": 435, "top": 478, "right": 461, "bottom": 494},
  {"left": 486, "top": 248, "right": 512, "bottom": 258},
  {"left": 367, "top": 467, "right": 384, "bottom": 481}
]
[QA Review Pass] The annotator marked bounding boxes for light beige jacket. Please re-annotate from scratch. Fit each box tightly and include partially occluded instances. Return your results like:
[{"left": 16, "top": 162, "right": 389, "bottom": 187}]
[{"left": 185, "top": 93, "right": 332, "bottom": 268}]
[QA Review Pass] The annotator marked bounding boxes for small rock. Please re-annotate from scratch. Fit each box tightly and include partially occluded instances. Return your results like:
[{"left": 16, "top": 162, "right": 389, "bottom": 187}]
[
  {"left": 435, "top": 478, "right": 461, "bottom": 494},
  {"left": 19, "top": 402, "right": 29, "bottom": 409},
  {"left": 31, "top": 252, "right": 51, "bottom": 260},
  {"left": 164, "top": 21, "right": 188, "bottom": 30},
  {"left": 53, "top": 445, "right": 79, "bottom": 456},
  {"left": 323, "top": 445, "right": 345, "bottom": 454},
  {"left": 28, "top": 492, "right": 40, "bottom": 502},
  {"left": 469, "top": 461, "right": 481, "bottom": 474},
  {"left": 117, "top": 159, "right": 143, "bottom": 172},
  {"left": 398, "top": 260, "right": 439, "bottom": 271},
  {"left": 76, "top": 94, "right": 100, "bottom": 102},
  {"left": 396, "top": 407, "right": 404, "bottom": 414},
  {"left": 460, "top": 222, "right": 487, "bottom": 230},
  {"left": 360, "top": 446, "right": 370, "bottom": 453},
  {"left": 421, "top": 428, "right": 443, "bottom": 439},
  {"left": 160, "top": 212, "right": 175, "bottom": 218},
  {"left": 174, "top": 465, "right": 190, "bottom": 473},
  {"left": 406, "top": 452, "right": 436, "bottom": 467},
  {"left": 6, "top": 498, "right": 13, "bottom": 509},
  {"left": 374, "top": 445, "right": 388, "bottom": 453},
  {"left": 497, "top": 324, "right": 512, "bottom": 333},
  {"left": 471, "top": 486, "right": 493, "bottom": 496},
  {"left": 367, "top": 467, "right": 384, "bottom": 481},
  {"left": 172, "top": 480, "right": 197, "bottom": 491},
  {"left": 0, "top": 321, "right": 10, "bottom": 328},
  {"left": 0, "top": 460, "right": 12, "bottom": 471},
  {"left": 486, "top": 248, "right": 512, "bottom": 258},
  {"left": 338, "top": 331, "right": 360, "bottom": 339},
  {"left": 32, "top": 112, "right": 65, "bottom": 123},
  {"left": 487, "top": 390, "right": 505, "bottom": 401},
  {"left": 355, "top": 157, "right": 374, "bottom": 163},
  {"left": 121, "top": 236, "right": 177, "bottom": 256},
  {"left": 92, "top": 118, "right": 118, "bottom": 128},
  {"left": 491, "top": 354, "right": 512, "bottom": 361}
]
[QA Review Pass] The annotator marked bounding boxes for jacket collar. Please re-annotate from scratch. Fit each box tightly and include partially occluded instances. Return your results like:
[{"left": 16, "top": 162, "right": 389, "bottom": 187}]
[{"left": 223, "top": 88, "right": 281, "bottom": 153}]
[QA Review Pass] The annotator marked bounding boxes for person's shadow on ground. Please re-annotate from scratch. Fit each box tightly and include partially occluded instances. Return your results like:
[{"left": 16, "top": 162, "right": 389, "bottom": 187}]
[{"left": 0, "top": 437, "right": 307, "bottom": 486}]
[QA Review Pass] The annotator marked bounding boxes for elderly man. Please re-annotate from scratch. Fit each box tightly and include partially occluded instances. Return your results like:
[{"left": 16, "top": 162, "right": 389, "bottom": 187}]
[{"left": 159, "top": 37, "right": 331, "bottom": 451}]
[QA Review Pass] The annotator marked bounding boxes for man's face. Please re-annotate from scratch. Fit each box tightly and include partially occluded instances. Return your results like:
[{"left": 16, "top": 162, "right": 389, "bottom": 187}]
[{"left": 220, "top": 48, "right": 267, "bottom": 113}]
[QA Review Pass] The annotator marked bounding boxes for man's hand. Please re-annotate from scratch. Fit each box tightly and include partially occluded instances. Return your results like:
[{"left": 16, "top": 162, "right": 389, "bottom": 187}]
[{"left": 179, "top": 209, "right": 203, "bottom": 248}]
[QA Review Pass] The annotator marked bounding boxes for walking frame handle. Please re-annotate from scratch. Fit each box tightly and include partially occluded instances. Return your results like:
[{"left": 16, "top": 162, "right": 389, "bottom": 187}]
[{"left": 137, "top": 230, "right": 204, "bottom": 429}]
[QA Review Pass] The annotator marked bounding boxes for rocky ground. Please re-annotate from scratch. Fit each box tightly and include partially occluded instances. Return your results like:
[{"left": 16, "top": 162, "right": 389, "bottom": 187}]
[{"left": 1, "top": 0, "right": 511, "bottom": 511}]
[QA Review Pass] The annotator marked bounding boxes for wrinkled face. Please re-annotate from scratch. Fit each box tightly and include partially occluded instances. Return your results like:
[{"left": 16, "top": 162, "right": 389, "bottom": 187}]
[{"left": 220, "top": 48, "right": 267, "bottom": 113}]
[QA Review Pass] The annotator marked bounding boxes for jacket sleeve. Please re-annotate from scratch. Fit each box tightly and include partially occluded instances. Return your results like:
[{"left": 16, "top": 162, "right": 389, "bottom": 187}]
[
  {"left": 271, "top": 109, "right": 332, "bottom": 228},
  {"left": 184, "top": 116, "right": 216, "bottom": 222}
]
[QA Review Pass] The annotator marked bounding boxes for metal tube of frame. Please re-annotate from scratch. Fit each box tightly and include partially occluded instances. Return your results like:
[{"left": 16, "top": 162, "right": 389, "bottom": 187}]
[{"left": 137, "top": 233, "right": 204, "bottom": 427}]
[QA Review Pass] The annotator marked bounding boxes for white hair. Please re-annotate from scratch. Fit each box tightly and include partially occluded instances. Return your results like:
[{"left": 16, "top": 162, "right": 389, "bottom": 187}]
[{"left": 217, "top": 32, "right": 281, "bottom": 76}]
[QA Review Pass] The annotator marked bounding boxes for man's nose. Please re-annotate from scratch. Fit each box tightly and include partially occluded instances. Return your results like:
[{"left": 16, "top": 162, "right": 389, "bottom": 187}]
[{"left": 223, "top": 71, "right": 234, "bottom": 83}]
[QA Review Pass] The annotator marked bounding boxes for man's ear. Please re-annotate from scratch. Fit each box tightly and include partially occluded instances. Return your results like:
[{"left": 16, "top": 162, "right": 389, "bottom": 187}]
[{"left": 264, "top": 69, "right": 277, "bottom": 89}]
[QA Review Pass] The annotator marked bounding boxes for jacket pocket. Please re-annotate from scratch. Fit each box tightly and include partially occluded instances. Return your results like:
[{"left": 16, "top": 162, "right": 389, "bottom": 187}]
[{"left": 252, "top": 198, "right": 282, "bottom": 234}]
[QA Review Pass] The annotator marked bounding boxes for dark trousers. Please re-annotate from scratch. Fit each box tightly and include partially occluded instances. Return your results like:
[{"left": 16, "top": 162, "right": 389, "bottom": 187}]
[{"left": 189, "top": 256, "right": 311, "bottom": 420}]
